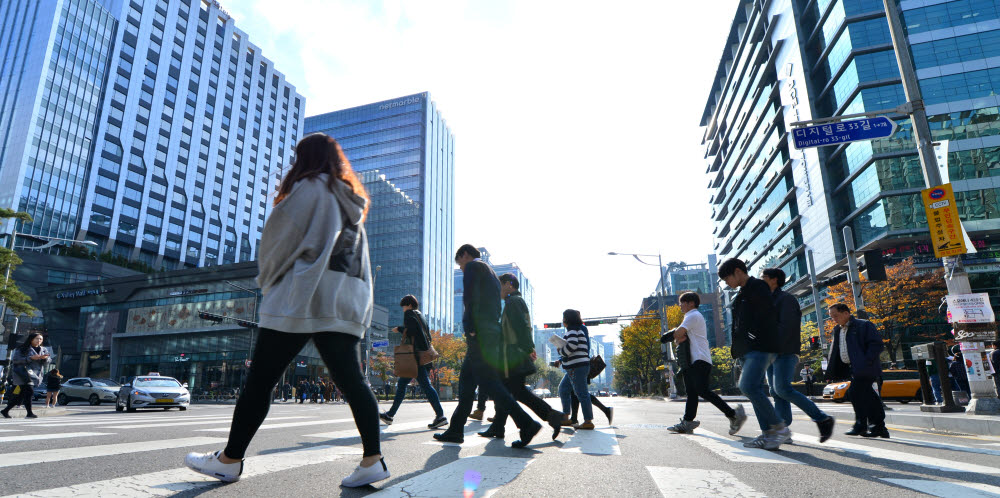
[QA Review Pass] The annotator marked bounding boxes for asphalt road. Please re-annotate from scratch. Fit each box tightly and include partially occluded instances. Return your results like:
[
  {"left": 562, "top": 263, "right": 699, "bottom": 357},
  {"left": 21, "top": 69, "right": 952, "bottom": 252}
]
[{"left": 1, "top": 397, "right": 999, "bottom": 497}]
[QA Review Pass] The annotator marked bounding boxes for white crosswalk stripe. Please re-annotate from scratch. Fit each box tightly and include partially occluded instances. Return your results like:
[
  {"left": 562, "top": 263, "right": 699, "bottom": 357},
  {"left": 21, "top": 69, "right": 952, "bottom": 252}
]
[
  {"left": 647, "top": 466, "right": 765, "bottom": 497},
  {"left": 879, "top": 478, "right": 1000, "bottom": 497},
  {"left": 559, "top": 426, "right": 621, "bottom": 455},
  {"left": 369, "top": 456, "right": 533, "bottom": 497},
  {"left": 0, "top": 437, "right": 226, "bottom": 468},
  {"left": 96, "top": 416, "right": 311, "bottom": 429},
  {"left": 1, "top": 444, "right": 362, "bottom": 497},
  {"left": 31, "top": 415, "right": 235, "bottom": 427},
  {"left": 795, "top": 434, "right": 1000, "bottom": 474},
  {"left": 683, "top": 429, "right": 801, "bottom": 464},
  {"left": 196, "top": 418, "right": 353, "bottom": 432},
  {"left": 305, "top": 420, "right": 430, "bottom": 440},
  {"left": 0, "top": 429, "right": 22, "bottom": 432},
  {"left": 421, "top": 429, "right": 493, "bottom": 448},
  {"left": 0, "top": 432, "right": 113, "bottom": 443},
  {"left": 889, "top": 436, "right": 1000, "bottom": 457}
]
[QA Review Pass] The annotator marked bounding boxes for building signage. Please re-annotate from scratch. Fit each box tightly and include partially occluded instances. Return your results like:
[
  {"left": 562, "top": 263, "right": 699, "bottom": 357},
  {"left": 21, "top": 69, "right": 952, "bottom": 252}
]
[
  {"left": 378, "top": 96, "right": 420, "bottom": 110},
  {"left": 920, "top": 183, "right": 968, "bottom": 258},
  {"left": 371, "top": 340, "right": 389, "bottom": 348},
  {"left": 56, "top": 288, "right": 112, "bottom": 299},
  {"left": 792, "top": 116, "right": 898, "bottom": 149},
  {"left": 946, "top": 293, "right": 995, "bottom": 324},
  {"left": 782, "top": 63, "right": 813, "bottom": 207},
  {"left": 168, "top": 289, "right": 209, "bottom": 296}
]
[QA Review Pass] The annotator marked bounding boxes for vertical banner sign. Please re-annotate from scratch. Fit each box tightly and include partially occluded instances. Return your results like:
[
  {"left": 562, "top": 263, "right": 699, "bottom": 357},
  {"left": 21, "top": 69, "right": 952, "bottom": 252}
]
[{"left": 920, "top": 183, "right": 968, "bottom": 258}]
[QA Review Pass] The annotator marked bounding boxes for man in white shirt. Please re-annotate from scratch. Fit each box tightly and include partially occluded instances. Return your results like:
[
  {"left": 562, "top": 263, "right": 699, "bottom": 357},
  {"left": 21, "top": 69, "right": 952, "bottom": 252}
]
[{"left": 666, "top": 292, "right": 747, "bottom": 435}]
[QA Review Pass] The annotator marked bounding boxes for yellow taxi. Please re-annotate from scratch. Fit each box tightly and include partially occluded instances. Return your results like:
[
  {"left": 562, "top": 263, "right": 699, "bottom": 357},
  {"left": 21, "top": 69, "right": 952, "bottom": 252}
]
[{"left": 822, "top": 370, "right": 922, "bottom": 403}]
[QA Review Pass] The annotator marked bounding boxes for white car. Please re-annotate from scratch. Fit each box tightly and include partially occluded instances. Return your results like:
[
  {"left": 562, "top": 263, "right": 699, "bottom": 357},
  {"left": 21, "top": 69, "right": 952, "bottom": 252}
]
[
  {"left": 116, "top": 375, "right": 190, "bottom": 412},
  {"left": 58, "top": 378, "right": 121, "bottom": 406},
  {"left": 532, "top": 388, "right": 552, "bottom": 398}
]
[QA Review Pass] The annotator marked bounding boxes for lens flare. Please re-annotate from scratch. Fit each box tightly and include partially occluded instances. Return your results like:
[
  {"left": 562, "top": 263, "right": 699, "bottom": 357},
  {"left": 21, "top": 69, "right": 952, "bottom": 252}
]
[{"left": 463, "top": 469, "right": 482, "bottom": 498}]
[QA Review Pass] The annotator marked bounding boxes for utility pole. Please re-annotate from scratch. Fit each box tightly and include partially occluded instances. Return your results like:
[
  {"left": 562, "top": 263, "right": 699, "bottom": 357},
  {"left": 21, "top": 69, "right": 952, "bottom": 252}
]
[
  {"left": 883, "top": 0, "right": 998, "bottom": 414},
  {"left": 807, "top": 249, "right": 826, "bottom": 347},
  {"left": 842, "top": 227, "right": 867, "bottom": 319}
]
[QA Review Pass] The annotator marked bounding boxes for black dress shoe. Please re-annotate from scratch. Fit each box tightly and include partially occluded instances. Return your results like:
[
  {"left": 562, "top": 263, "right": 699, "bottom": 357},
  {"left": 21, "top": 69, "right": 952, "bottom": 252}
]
[
  {"left": 861, "top": 426, "right": 890, "bottom": 439},
  {"left": 477, "top": 426, "right": 504, "bottom": 439},
  {"left": 547, "top": 411, "right": 563, "bottom": 440},
  {"left": 433, "top": 432, "right": 464, "bottom": 444},
  {"left": 844, "top": 427, "right": 866, "bottom": 436},
  {"left": 511, "top": 421, "right": 541, "bottom": 448},
  {"left": 817, "top": 416, "right": 835, "bottom": 443},
  {"left": 0, "top": 410, "right": 10, "bottom": 419}
]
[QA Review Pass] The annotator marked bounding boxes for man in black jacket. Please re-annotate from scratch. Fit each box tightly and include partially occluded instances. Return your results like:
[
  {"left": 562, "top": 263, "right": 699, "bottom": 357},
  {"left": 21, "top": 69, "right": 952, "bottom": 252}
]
[
  {"left": 827, "top": 303, "right": 888, "bottom": 438},
  {"left": 761, "top": 268, "right": 835, "bottom": 443},
  {"left": 478, "top": 274, "right": 564, "bottom": 441},
  {"left": 433, "top": 245, "right": 542, "bottom": 447},
  {"left": 718, "top": 258, "right": 788, "bottom": 450}
]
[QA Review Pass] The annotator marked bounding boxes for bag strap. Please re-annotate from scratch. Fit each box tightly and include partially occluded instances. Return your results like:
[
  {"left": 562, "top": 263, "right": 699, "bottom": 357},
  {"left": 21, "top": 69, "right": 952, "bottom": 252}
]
[{"left": 414, "top": 310, "right": 433, "bottom": 347}]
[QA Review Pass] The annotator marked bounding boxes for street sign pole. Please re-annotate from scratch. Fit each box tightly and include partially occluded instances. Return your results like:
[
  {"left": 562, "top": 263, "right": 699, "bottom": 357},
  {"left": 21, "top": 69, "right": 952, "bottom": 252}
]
[{"left": 882, "top": 0, "right": 998, "bottom": 413}]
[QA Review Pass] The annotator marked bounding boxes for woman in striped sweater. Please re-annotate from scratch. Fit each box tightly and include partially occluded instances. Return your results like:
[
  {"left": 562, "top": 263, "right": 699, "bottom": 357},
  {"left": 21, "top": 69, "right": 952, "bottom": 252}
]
[{"left": 557, "top": 309, "right": 595, "bottom": 430}]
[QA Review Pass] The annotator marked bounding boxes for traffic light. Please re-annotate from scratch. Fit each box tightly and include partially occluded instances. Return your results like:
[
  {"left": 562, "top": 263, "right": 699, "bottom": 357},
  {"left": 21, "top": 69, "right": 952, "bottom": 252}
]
[
  {"left": 543, "top": 323, "right": 562, "bottom": 329},
  {"left": 818, "top": 273, "right": 849, "bottom": 287},
  {"left": 860, "top": 250, "right": 887, "bottom": 281},
  {"left": 809, "top": 336, "right": 820, "bottom": 350},
  {"left": 583, "top": 318, "right": 618, "bottom": 326}
]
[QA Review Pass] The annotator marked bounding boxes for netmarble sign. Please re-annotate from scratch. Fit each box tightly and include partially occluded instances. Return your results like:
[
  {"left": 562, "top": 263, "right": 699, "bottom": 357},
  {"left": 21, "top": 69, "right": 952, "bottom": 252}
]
[{"left": 378, "top": 96, "right": 421, "bottom": 111}]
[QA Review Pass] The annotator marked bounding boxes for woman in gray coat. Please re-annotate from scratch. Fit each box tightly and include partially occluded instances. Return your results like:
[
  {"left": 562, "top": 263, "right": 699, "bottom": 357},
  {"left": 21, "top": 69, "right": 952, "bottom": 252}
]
[{"left": 2, "top": 332, "right": 49, "bottom": 419}]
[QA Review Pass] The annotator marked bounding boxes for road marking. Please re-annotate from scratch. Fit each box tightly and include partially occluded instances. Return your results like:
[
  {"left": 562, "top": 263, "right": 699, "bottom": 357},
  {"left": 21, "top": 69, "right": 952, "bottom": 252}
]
[
  {"left": 0, "top": 432, "right": 113, "bottom": 443},
  {"left": 0, "top": 437, "right": 226, "bottom": 468},
  {"left": 421, "top": 429, "right": 493, "bottom": 448},
  {"left": 96, "top": 416, "right": 311, "bottom": 429},
  {"left": 888, "top": 436, "right": 1000, "bottom": 457},
  {"left": 560, "top": 426, "right": 621, "bottom": 456},
  {"left": 647, "top": 466, "right": 765, "bottom": 497},
  {"left": 31, "top": 415, "right": 238, "bottom": 427},
  {"left": 305, "top": 421, "right": 430, "bottom": 440},
  {"left": 880, "top": 478, "right": 1000, "bottom": 497},
  {"left": 682, "top": 429, "right": 801, "bottom": 464},
  {"left": 0, "top": 429, "right": 22, "bottom": 433},
  {"left": 196, "top": 418, "right": 354, "bottom": 432},
  {"left": 369, "top": 456, "right": 533, "bottom": 497},
  {"left": 2, "top": 444, "right": 362, "bottom": 497},
  {"left": 795, "top": 434, "right": 1000, "bottom": 474}
]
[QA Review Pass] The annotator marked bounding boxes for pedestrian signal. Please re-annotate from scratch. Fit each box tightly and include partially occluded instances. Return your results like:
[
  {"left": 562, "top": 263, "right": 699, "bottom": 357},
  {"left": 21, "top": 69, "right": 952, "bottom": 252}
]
[{"left": 809, "top": 336, "right": 820, "bottom": 350}]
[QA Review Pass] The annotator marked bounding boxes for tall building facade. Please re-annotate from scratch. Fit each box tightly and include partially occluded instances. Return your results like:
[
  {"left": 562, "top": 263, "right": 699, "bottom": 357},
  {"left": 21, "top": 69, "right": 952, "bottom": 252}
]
[
  {"left": 453, "top": 247, "right": 535, "bottom": 334},
  {"left": 305, "top": 93, "right": 455, "bottom": 331},
  {"left": 0, "top": 0, "right": 304, "bottom": 270},
  {"left": 702, "top": 0, "right": 1000, "bottom": 328}
]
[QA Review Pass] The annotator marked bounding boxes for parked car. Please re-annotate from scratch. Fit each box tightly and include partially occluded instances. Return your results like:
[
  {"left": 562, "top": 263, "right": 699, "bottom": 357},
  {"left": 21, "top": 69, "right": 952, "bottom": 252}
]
[
  {"left": 610, "top": 391, "right": 619, "bottom": 397},
  {"left": 58, "top": 378, "right": 121, "bottom": 406},
  {"left": 116, "top": 375, "right": 190, "bottom": 412},
  {"left": 822, "top": 370, "right": 922, "bottom": 403},
  {"left": 532, "top": 388, "right": 552, "bottom": 398}
]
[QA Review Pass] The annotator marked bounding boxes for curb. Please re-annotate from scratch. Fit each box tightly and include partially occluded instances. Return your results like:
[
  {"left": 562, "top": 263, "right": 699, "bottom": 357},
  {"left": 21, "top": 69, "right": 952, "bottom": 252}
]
[
  {"left": 1, "top": 407, "right": 70, "bottom": 418},
  {"left": 885, "top": 412, "right": 1000, "bottom": 437}
]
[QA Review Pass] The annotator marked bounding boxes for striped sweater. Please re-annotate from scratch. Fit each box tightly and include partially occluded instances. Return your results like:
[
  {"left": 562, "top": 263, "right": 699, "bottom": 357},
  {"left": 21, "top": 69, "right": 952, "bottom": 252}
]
[{"left": 558, "top": 327, "right": 590, "bottom": 369}]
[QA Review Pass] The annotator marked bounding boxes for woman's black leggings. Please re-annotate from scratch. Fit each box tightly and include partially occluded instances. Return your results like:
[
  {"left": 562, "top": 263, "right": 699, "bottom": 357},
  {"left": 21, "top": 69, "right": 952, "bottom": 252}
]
[
  {"left": 224, "top": 328, "right": 380, "bottom": 459},
  {"left": 2, "top": 384, "right": 34, "bottom": 415}
]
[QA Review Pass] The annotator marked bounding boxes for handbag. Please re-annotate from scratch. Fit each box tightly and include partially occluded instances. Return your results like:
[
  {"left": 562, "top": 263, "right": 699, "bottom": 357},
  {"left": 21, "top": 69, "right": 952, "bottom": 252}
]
[
  {"left": 412, "top": 310, "right": 440, "bottom": 366},
  {"left": 588, "top": 355, "right": 606, "bottom": 380},
  {"left": 393, "top": 338, "right": 419, "bottom": 378}
]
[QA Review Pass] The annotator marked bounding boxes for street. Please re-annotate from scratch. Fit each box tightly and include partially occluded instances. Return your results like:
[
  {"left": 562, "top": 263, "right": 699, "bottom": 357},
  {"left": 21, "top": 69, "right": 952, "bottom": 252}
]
[{"left": 2, "top": 398, "right": 1000, "bottom": 497}]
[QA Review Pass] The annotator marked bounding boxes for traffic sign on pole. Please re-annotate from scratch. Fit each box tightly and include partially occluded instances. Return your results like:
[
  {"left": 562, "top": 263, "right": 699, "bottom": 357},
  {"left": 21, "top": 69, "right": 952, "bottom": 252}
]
[
  {"left": 920, "top": 183, "right": 968, "bottom": 258},
  {"left": 792, "top": 116, "right": 898, "bottom": 149}
]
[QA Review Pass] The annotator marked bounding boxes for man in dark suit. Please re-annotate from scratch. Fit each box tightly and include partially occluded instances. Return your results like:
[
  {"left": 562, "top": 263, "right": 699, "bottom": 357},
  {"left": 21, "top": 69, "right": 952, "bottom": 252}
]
[
  {"left": 827, "top": 303, "right": 888, "bottom": 438},
  {"left": 433, "top": 245, "right": 541, "bottom": 447}
]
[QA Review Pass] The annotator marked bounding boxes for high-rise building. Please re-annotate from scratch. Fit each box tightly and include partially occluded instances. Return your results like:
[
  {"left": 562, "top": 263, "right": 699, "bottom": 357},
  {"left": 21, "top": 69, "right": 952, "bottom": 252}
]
[
  {"left": 0, "top": 0, "right": 304, "bottom": 271},
  {"left": 305, "top": 93, "right": 455, "bottom": 331},
  {"left": 453, "top": 247, "right": 535, "bottom": 334},
  {"left": 702, "top": 0, "right": 1000, "bottom": 330}
]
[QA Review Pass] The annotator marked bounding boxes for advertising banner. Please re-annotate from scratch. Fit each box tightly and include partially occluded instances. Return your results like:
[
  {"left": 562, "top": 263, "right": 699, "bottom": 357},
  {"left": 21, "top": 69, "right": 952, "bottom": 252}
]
[{"left": 124, "top": 297, "right": 256, "bottom": 334}]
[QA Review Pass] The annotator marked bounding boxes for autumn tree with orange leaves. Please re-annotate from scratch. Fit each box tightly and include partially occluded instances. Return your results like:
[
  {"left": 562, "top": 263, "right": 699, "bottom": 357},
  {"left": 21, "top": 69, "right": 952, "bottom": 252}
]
[{"left": 823, "top": 257, "right": 947, "bottom": 363}]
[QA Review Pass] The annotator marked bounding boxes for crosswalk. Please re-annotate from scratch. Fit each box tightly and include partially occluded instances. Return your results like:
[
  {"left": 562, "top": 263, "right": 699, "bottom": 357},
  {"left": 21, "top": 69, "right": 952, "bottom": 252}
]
[{"left": 2, "top": 404, "right": 999, "bottom": 497}]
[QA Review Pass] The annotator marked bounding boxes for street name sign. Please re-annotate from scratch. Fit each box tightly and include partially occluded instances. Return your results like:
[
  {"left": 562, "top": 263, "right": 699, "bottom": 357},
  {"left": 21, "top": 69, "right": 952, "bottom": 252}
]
[
  {"left": 372, "top": 340, "right": 389, "bottom": 348},
  {"left": 921, "top": 183, "right": 968, "bottom": 258},
  {"left": 792, "top": 116, "right": 898, "bottom": 149}
]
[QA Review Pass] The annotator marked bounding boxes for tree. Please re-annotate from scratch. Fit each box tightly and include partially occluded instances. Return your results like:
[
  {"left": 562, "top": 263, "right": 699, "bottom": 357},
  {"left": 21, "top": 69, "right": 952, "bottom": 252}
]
[
  {"left": 709, "top": 346, "right": 736, "bottom": 390},
  {"left": 614, "top": 313, "right": 663, "bottom": 394},
  {"left": 799, "top": 321, "right": 824, "bottom": 372},
  {"left": 824, "top": 257, "right": 947, "bottom": 363},
  {"left": 527, "top": 357, "right": 562, "bottom": 391},
  {"left": 0, "top": 209, "right": 37, "bottom": 316},
  {"left": 368, "top": 352, "right": 393, "bottom": 399},
  {"left": 430, "top": 329, "right": 466, "bottom": 372}
]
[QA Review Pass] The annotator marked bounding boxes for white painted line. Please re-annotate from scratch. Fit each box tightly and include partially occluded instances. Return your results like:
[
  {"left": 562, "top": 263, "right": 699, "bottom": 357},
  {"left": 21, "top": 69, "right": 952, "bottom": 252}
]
[
  {"left": 195, "top": 418, "right": 354, "bottom": 432},
  {"left": 889, "top": 436, "right": 1000, "bottom": 457},
  {"left": 97, "top": 416, "right": 311, "bottom": 430},
  {"left": 683, "top": 429, "right": 801, "bottom": 464},
  {"left": 32, "top": 415, "right": 236, "bottom": 427},
  {"left": 369, "top": 456, "right": 533, "bottom": 497},
  {"left": 559, "top": 426, "right": 621, "bottom": 456},
  {"left": 880, "top": 478, "right": 1000, "bottom": 497},
  {"left": 0, "top": 429, "right": 22, "bottom": 433},
  {"left": 647, "top": 466, "right": 765, "bottom": 497},
  {"left": 305, "top": 421, "right": 430, "bottom": 440},
  {"left": 421, "top": 430, "right": 493, "bottom": 448},
  {"left": 2, "top": 444, "right": 362, "bottom": 497},
  {"left": 796, "top": 434, "right": 1000, "bottom": 474},
  {"left": 0, "top": 437, "right": 227, "bottom": 468},
  {"left": 0, "top": 432, "right": 113, "bottom": 443}
]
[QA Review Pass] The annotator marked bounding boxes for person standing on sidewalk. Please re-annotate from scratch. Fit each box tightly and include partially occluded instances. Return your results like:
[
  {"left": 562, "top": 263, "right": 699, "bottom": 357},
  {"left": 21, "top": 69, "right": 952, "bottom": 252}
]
[
  {"left": 989, "top": 344, "right": 1000, "bottom": 395},
  {"left": 827, "top": 303, "right": 889, "bottom": 438},
  {"left": 665, "top": 292, "right": 748, "bottom": 435},
  {"left": 1, "top": 333, "right": 49, "bottom": 419},
  {"left": 433, "top": 245, "right": 542, "bottom": 448},
  {"left": 380, "top": 294, "right": 448, "bottom": 429},
  {"left": 760, "top": 268, "right": 835, "bottom": 444},
  {"left": 183, "top": 133, "right": 389, "bottom": 487},
  {"left": 717, "top": 258, "right": 788, "bottom": 450},
  {"left": 479, "top": 274, "right": 563, "bottom": 440},
  {"left": 800, "top": 365, "right": 815, "bottom": 397},
  {"left": 45, "top": 369, "right": 64, "bottom": 408}
]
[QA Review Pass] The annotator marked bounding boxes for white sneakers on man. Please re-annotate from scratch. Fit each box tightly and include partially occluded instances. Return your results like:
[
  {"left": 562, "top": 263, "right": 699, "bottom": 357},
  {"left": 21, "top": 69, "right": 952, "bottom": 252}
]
[
  {"left": 184, "top": 451, "right": 243, "bottom": 483},
  {"left": 341, "top": 458, "right": 391, "bottom": 487}
]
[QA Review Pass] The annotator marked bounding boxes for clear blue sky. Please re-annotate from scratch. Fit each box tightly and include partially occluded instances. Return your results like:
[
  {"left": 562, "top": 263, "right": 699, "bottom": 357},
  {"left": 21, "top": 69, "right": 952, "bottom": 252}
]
[{"left": 224, "top": 0, "right": 741, "bottom": 342}]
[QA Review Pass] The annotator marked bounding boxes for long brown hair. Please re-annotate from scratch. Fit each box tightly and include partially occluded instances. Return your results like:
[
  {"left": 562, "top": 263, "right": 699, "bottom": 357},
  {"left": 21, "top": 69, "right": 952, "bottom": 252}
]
[{"left": 274, "top": 133, "right": 368, "bottom": 219}]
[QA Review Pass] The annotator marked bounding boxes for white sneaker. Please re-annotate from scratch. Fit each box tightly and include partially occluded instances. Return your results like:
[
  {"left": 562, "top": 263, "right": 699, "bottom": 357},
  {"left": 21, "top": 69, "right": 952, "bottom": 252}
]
[
  {"left": 764, "top": 424, "right": 791, "bottom": 450},
  {"left": 184, "top": 450, "right": 242, "bottom": 482},
  {"left": 341, "top": 458, "right": 390, "bottom": 488}
]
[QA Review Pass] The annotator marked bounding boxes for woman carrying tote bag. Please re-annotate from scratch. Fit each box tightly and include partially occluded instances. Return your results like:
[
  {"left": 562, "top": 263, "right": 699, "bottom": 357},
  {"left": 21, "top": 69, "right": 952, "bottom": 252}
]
[
  {"left": 183, "top": 133, "right": 389, "bottom": 488},
  {"left": 380, "top": 295, "right": 447, "bottom": 429}
]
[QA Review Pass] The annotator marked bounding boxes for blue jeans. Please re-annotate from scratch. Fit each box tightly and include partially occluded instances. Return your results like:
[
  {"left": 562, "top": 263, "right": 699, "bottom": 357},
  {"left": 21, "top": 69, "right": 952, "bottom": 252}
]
[
  {"left": 738, "top": 350, "right": 781, "bottom": 431},
  {"left": 929, "top": 374, "right": 943, "bottom": 404},
  {"left": 766, "top": 354, "right": 828, "bottom": 426},
  {"left": 559, "top": 366, "right": 593, "bottom": 421},
  {"left": 386, "top": 363, "right": 443, "bottom": 417}
]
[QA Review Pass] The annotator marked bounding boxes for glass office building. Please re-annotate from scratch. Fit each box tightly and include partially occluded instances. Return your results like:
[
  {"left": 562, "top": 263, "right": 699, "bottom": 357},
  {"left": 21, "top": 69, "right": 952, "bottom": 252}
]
[
  {"left": 305, "top": 93, "right": 455, "bottom": 332},
  {"left": 702, "top": 0, "right": 1000, "bottom": 327},
  {"left": 0, "top": 0, "right": 304, "bottom": 270}
]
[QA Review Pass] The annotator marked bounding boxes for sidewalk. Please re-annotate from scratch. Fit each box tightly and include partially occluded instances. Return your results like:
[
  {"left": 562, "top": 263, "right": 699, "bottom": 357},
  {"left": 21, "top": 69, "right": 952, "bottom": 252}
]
[{"left": 1, "top": 406, "right": 70, "bottom": 418}]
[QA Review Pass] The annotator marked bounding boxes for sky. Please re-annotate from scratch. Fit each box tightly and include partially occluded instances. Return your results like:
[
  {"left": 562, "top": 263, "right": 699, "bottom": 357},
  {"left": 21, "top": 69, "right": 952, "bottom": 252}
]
[{"left": 223, "top": 0, "right": 741, "bottom": 343}]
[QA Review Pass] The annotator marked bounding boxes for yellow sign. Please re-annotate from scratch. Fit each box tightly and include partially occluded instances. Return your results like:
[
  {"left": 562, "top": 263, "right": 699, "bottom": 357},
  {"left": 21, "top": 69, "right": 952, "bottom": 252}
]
[{"left": 921, "top": 183, "right": 967, "bottom": 258}]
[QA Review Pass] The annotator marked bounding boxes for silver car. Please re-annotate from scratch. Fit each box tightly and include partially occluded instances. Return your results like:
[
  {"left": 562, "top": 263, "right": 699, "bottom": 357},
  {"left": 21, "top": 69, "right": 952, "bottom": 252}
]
[
  {"left": 116, "top": 375, "right": 191, "bottom": 412},
  {"left": 58, "top": 378, "right": 121, "bottom": 406}
]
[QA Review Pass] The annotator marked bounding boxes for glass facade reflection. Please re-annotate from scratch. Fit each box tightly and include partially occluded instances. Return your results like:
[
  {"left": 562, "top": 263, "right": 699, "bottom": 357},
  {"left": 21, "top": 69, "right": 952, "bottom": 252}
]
[{"left": 304, "top": 93, "right": 455, "bottom": 332}]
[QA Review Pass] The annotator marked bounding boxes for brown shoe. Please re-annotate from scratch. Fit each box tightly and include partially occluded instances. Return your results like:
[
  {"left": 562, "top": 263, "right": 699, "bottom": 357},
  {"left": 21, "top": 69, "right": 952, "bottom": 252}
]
[
  {"left": 560, "top": 416, "right": 574, "bottom": 427},
  {"left": 573, "top": 421, "right": 595, "bottom": 430},
  {"left": 469, "top": 409, "right": 485, "bottom": 421}
]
